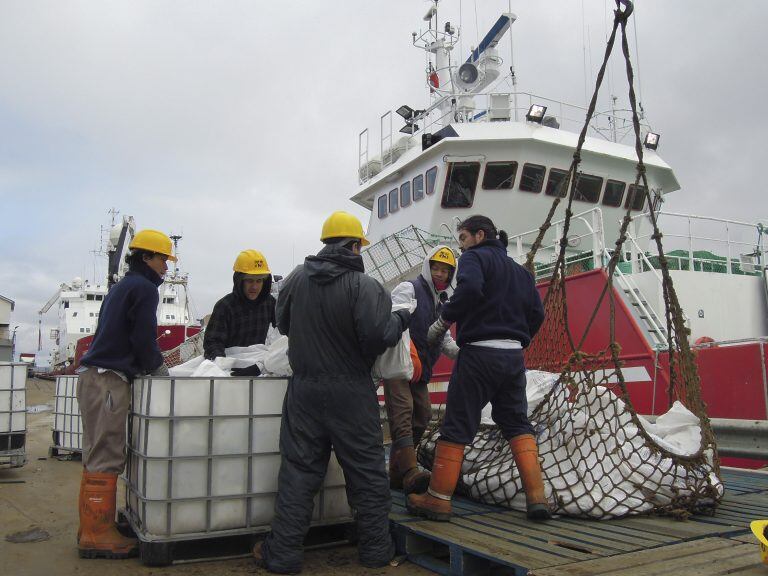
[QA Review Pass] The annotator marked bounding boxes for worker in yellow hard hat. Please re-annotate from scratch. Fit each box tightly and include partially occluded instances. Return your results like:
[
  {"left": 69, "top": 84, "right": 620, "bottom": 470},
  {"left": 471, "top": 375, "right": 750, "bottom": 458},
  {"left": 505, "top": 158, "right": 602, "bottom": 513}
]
[
  {"left": 76, "top": 228, "right": 177, "bottom": 559},
  {"left": 384, "top": 245, "right": 459, "bottom": 495},
  {"left": 254, "top": 211, "right": 410, "bottom": 572},
  {"left": 203, "top": 250, "right": 277, "bottom": 376}
]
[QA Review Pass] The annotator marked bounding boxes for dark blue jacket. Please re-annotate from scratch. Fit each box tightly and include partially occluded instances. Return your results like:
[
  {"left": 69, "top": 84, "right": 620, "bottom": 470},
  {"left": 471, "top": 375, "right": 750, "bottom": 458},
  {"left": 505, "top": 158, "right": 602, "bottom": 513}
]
[
  {"left": 441, "top": 239, "right": 544, "bottom": 347},
  {"left": 409, "top": 276, "right": 443, "bottom": 384},
  {"left": 81, "top": 262, "right": 164, "bottom": 379}
]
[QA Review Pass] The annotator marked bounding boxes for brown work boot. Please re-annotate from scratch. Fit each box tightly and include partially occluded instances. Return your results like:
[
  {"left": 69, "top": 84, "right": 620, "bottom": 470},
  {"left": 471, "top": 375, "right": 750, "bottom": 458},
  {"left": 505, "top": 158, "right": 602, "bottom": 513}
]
[
  {"left": 406, "top": 440, "right": 464, "bottom": 521},
  {"left": 389, "top": 445, "right": 404, "bottom": 489},
  {"left": 509, "top": 434, "right": 551, "bottom": 521},
  {"left": 78, "top": 471, "right": 139, "bottom": 559},
  {"left": 399, "top": 446, "right": 431, "bottom": 495}
]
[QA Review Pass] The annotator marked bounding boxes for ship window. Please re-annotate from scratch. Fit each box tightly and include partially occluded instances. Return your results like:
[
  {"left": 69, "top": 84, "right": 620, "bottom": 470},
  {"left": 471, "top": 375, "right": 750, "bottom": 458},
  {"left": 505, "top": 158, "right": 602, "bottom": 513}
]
[
  {"left": 482, "top": 161, "right": 518, "bottom": 190},
  {"left": 441, "top": 162, "right": 480, "bottom": 208},
  {"left": 377, "top": 195, "right": 388, "bottom": 218},
  {"left": 602, "top": 180, "right": 626, "bottom": 207},
  {"left": 89, "top": 312, "right": 94, "bottom": 317},
  {"left": 574, "top": 173, "right": 603, "bottom": 203},
  {"left": 519, "top": 163, "right": 546, "bottom": 193},
  {"left": 545, "top": 168, "right": 569, "bottom": 197},
  {"left": 72, "top": 312, "right": 78, "bottom": 317},
  {"left": 400, "top": 181, "right": 411, "bottom": 207},
  {"left": 413, "top": 174, "right": 424, "bottom": 201},
  {"left": 626, "top": 184, "right": 647, "bottom": 211},
  {"left": 80, "top": 328, "right": 85, "bottom": 333},
  {"left": 63, "top": 302, "right": 69, "bottom": 308},
  {"left": 426, "top": 166, "right": 438, "bottom": 195},
  {"left": 85, "top": 328, "right": 91, "bottom": 333},
  {"left": 388, "top": 188, "right": 399, "bottom": 213},
  {"left": 96, "top": 295, "right": 103, "bottom": 301},
  {"left": 86, "top": 294, "right": 95, "bottom": 301}
]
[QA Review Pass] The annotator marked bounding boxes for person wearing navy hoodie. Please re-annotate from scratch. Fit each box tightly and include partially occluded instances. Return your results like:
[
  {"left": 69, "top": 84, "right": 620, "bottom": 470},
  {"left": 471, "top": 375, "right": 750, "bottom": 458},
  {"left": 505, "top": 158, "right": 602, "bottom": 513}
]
[
  {"left": 407, "top": 215, "right": 550, "bottom": 522},
  {"left": 76, "top": 229, "right": 175, "bottom": 559}
]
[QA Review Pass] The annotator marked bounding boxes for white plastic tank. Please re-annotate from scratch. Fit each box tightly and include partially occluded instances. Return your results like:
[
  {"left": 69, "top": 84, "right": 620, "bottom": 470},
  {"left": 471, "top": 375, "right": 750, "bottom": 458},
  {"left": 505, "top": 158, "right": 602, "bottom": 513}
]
[
  {"left": 126, "top": 376, "right": 352, "bottom": 540},
  {"left": 0, "top": 363, "right": 27, "bottom": 467},
  {"left": 53, "top": 375, "right": 83, "bottom": 454}
]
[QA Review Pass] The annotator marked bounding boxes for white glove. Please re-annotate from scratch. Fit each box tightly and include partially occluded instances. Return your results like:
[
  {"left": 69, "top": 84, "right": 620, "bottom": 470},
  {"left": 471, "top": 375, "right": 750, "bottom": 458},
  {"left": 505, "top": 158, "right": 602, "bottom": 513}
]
[
  {"left": 442, "top": 338, "right": 460, "bottom": 360},
  {"left": 427, "top": 317, "right": 452, "bottom": 348}
]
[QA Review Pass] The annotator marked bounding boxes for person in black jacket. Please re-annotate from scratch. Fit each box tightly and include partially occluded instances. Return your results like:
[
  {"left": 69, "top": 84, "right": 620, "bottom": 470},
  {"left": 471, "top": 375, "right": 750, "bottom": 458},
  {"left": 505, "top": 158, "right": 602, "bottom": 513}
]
[
  {"left": 203, "top": 249, "right": 276, "bottom": 376},
  {"left": 254, "top": 211, "right": 410, "bottom": 574},
  {"left": 76, "top": 229, "right": 176, "bottom": 559},
  {"left": 407, "top": 215, "right": 550, "bottom": 522}
]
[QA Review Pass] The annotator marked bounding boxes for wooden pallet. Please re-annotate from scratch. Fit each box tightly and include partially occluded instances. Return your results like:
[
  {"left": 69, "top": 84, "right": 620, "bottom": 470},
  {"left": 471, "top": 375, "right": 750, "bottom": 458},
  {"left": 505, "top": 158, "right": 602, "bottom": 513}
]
[{"left": 390, "top": 469, "right": 768, "bottom": 576}]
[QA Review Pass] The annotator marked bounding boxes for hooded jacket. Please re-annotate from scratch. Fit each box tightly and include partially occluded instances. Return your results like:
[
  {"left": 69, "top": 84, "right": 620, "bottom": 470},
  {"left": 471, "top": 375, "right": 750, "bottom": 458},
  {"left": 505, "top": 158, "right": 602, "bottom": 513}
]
[
  {"left": 80, "top": 261, "right": 164, "bottom": 380},
  {"left": 441, "top": 239, "right": 544, "bottom": 347},
  {"left": 203, "top": 272, "right": 276, "bottom": 360},
  {"left": 390, "top": 245, "right": 459, "bottom": 383},
  {"left": 276, "top": 243, "right": 409, "bottom": 378}
]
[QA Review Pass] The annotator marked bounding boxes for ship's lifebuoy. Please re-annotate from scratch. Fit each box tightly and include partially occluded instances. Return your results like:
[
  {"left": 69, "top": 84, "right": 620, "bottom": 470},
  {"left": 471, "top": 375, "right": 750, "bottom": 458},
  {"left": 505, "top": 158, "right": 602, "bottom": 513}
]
[{"left": 694, "top": 336, "right": 716, "bottom": 347}]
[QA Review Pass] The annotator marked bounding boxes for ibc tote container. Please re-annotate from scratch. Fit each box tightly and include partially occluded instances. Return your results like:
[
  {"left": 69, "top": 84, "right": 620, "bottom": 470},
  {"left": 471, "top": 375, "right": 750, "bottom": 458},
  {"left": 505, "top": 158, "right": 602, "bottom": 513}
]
[
  {"left": 124, "top": 375, "right": 352, "bottom": 544},
  {"left": 0, "top": 363, "right": 27, "bottom": 468},
  {"left": 51, "top": 375, "right": 83, "bottom": 456}
]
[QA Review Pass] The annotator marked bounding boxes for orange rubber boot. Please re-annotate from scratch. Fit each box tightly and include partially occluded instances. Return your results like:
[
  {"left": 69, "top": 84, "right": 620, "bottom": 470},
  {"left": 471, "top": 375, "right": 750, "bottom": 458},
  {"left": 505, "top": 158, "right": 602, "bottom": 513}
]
[
  {"left": 77, "top": 471, "right": 86, "bottom": 544},
  {"left": 509, "top": 434, "right": 551, "bottom": 520},
  {"left": 78, "top": 471, "right": 139, "bottom": 559},
  {"left": 406, "top": 440, "right": 464, "bottom": 521}
]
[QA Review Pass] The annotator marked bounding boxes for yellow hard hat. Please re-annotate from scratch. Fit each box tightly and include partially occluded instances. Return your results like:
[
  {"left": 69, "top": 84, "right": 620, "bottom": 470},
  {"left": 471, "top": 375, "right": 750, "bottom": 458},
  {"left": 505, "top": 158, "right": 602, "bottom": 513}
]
[
  {"left": 129, "top": 229, "right": 177, "bottom": 262},
  {"left": 320, "top": 211, "right": 370, "bottom": 246},
  {"left": 233, "top": 249, "right": 271, "bottom": 275},
  {"left": 430, "top": 247, "right": 457, "bottom": 268}
]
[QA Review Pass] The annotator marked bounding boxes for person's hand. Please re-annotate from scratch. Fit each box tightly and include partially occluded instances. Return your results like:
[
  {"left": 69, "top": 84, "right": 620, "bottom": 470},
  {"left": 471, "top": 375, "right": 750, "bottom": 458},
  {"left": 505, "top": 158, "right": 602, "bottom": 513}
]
[
  {"left": 427, "top": 317, "right": 452, "bottom": 347},
  {"left": 393, "top": 308, "right": 411, "bottom": 330},
  {"left": 231, "top": 363, "right": 262, "bottom": 377}
]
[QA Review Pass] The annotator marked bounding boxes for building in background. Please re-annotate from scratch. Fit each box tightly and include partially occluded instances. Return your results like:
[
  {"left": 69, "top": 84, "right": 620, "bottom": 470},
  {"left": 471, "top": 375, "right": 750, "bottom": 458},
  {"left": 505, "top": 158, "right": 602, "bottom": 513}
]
[{"left": 0, "top": 295, "right": 15, "bottom": 362}]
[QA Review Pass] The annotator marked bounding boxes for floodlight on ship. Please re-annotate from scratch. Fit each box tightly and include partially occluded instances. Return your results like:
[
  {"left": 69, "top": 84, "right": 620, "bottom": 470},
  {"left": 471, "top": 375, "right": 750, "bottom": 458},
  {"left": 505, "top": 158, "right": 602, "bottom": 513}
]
[
  {"left": 526, "top": 104, "right": 547, "bottom": 124},
  {"left": 644, "top": 132, "right": 661, "bottom": 150},
  {"left": 453, "top": 62, "right": 483, "bottom": 92},
  {"left": 399, "top": 123, "right": 420, "bottom": 134}
]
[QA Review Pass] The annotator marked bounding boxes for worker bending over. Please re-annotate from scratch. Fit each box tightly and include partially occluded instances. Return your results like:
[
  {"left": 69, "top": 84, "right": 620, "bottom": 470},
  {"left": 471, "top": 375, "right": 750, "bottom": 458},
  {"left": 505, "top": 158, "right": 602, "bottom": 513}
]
[
  {"left": 254, "top": 211, "right": 410, "bottom": 573},
  {"left": 76, "top": 229, "right": 176, "bottom": 558},
  {"left": 408, "top": 215, "right": 550, "bottom": 521},
  {"left": 204, "top": 249, "right": 276, "bottom": 376},
  {"left": 384, "top": 245, "right": 459, "bottom": 494}
]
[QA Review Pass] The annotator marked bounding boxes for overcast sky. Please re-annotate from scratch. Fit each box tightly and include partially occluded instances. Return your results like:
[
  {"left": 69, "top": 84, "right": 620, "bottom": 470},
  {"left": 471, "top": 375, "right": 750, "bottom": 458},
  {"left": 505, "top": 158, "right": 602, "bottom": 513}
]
[{"left": 1, "top": 1, "right": 766, "bottom": 361}]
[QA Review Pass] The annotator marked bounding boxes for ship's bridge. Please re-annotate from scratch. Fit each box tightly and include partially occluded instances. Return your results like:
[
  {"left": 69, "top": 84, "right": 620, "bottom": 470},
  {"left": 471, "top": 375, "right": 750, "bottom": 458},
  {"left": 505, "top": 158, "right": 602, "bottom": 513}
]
[{"left": 352, "top": 107, "right": 679, "bottom": 250}]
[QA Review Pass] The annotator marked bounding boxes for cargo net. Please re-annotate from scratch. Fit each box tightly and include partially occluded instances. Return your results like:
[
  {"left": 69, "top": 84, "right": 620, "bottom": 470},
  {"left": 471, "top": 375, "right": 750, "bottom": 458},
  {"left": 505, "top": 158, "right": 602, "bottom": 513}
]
[
  {"left": 363, "top": 225, "right": 455, "bottom": 287},
  {"left": 418, "top": 1, "right": 722, "bottom": 520},
  {"left": 162, "top": 331, "right": 204, "bottom": 368}
]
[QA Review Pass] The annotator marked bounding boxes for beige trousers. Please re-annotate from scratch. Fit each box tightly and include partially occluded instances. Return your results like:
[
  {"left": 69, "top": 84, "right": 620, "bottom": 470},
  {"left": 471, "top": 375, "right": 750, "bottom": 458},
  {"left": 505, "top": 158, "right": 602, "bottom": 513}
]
[{"left": 76, "top": 367, "right": 131, "bottom": 474}]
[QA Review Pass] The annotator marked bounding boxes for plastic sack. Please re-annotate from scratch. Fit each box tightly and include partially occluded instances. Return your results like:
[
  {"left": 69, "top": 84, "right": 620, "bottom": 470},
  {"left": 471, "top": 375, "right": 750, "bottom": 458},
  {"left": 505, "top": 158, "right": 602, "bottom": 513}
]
[
  {"left": 372, "top": 329, "right": 413, "bottom": 381},
  {"left": 264, "top": 335, "right": 292, "bottom": 376}
]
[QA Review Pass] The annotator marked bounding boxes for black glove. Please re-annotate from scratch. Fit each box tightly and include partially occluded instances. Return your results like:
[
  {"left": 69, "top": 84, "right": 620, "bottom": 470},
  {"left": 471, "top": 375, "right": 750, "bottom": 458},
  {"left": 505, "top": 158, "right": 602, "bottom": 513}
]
[
  {"left": 393, "top": 308, "right": 412, "bottom": 330},
  {"left": 230, "top": 363, "right": 262, "bottom": 377}
]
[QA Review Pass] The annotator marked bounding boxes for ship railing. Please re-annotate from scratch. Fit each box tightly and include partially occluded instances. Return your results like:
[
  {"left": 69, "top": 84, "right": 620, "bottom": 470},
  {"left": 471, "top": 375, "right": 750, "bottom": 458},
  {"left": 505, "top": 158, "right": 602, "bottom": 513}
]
[
  {"left": 362, "top": 226, "right": 456, "bottom": 289},
  {"left": 359, "top": 91, "right": 652, "bottom": 183},
  {"left": 628, "top": 211, "right": 768, "bottom": 277}
]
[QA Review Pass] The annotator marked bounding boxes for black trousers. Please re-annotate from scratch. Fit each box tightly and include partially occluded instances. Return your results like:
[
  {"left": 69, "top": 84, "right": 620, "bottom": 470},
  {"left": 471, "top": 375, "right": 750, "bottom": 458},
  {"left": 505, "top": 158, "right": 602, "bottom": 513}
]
[
  {"left": 440, "top": 346, "right": 533, "bottom": 445},
  {"left": 261, "top": 375, "right": 393, "bottom": 573}
]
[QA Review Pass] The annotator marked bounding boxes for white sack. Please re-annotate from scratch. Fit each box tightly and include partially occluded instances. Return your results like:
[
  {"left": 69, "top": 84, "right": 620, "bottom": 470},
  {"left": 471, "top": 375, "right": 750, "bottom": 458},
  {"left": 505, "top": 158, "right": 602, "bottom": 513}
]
[
  {"left": 371, "top": 299, "right": 417, "bottom": 381},
  {"left": 264, "top": 336, "right": 292, "bottom": 376}
]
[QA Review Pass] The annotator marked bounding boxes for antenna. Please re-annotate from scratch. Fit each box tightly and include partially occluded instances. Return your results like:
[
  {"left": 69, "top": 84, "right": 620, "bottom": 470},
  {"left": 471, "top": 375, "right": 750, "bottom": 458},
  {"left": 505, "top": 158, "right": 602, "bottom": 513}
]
[{"left": 169, "top": 234, "right": 182, "bottom": 276}]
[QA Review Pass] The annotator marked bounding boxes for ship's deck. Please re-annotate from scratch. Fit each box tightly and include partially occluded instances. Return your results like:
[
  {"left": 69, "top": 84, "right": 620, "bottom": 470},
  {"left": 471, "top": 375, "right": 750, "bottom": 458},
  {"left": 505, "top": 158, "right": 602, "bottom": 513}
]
[{"left": 390, "top": 467, "right": 768, "bottom": 575}]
